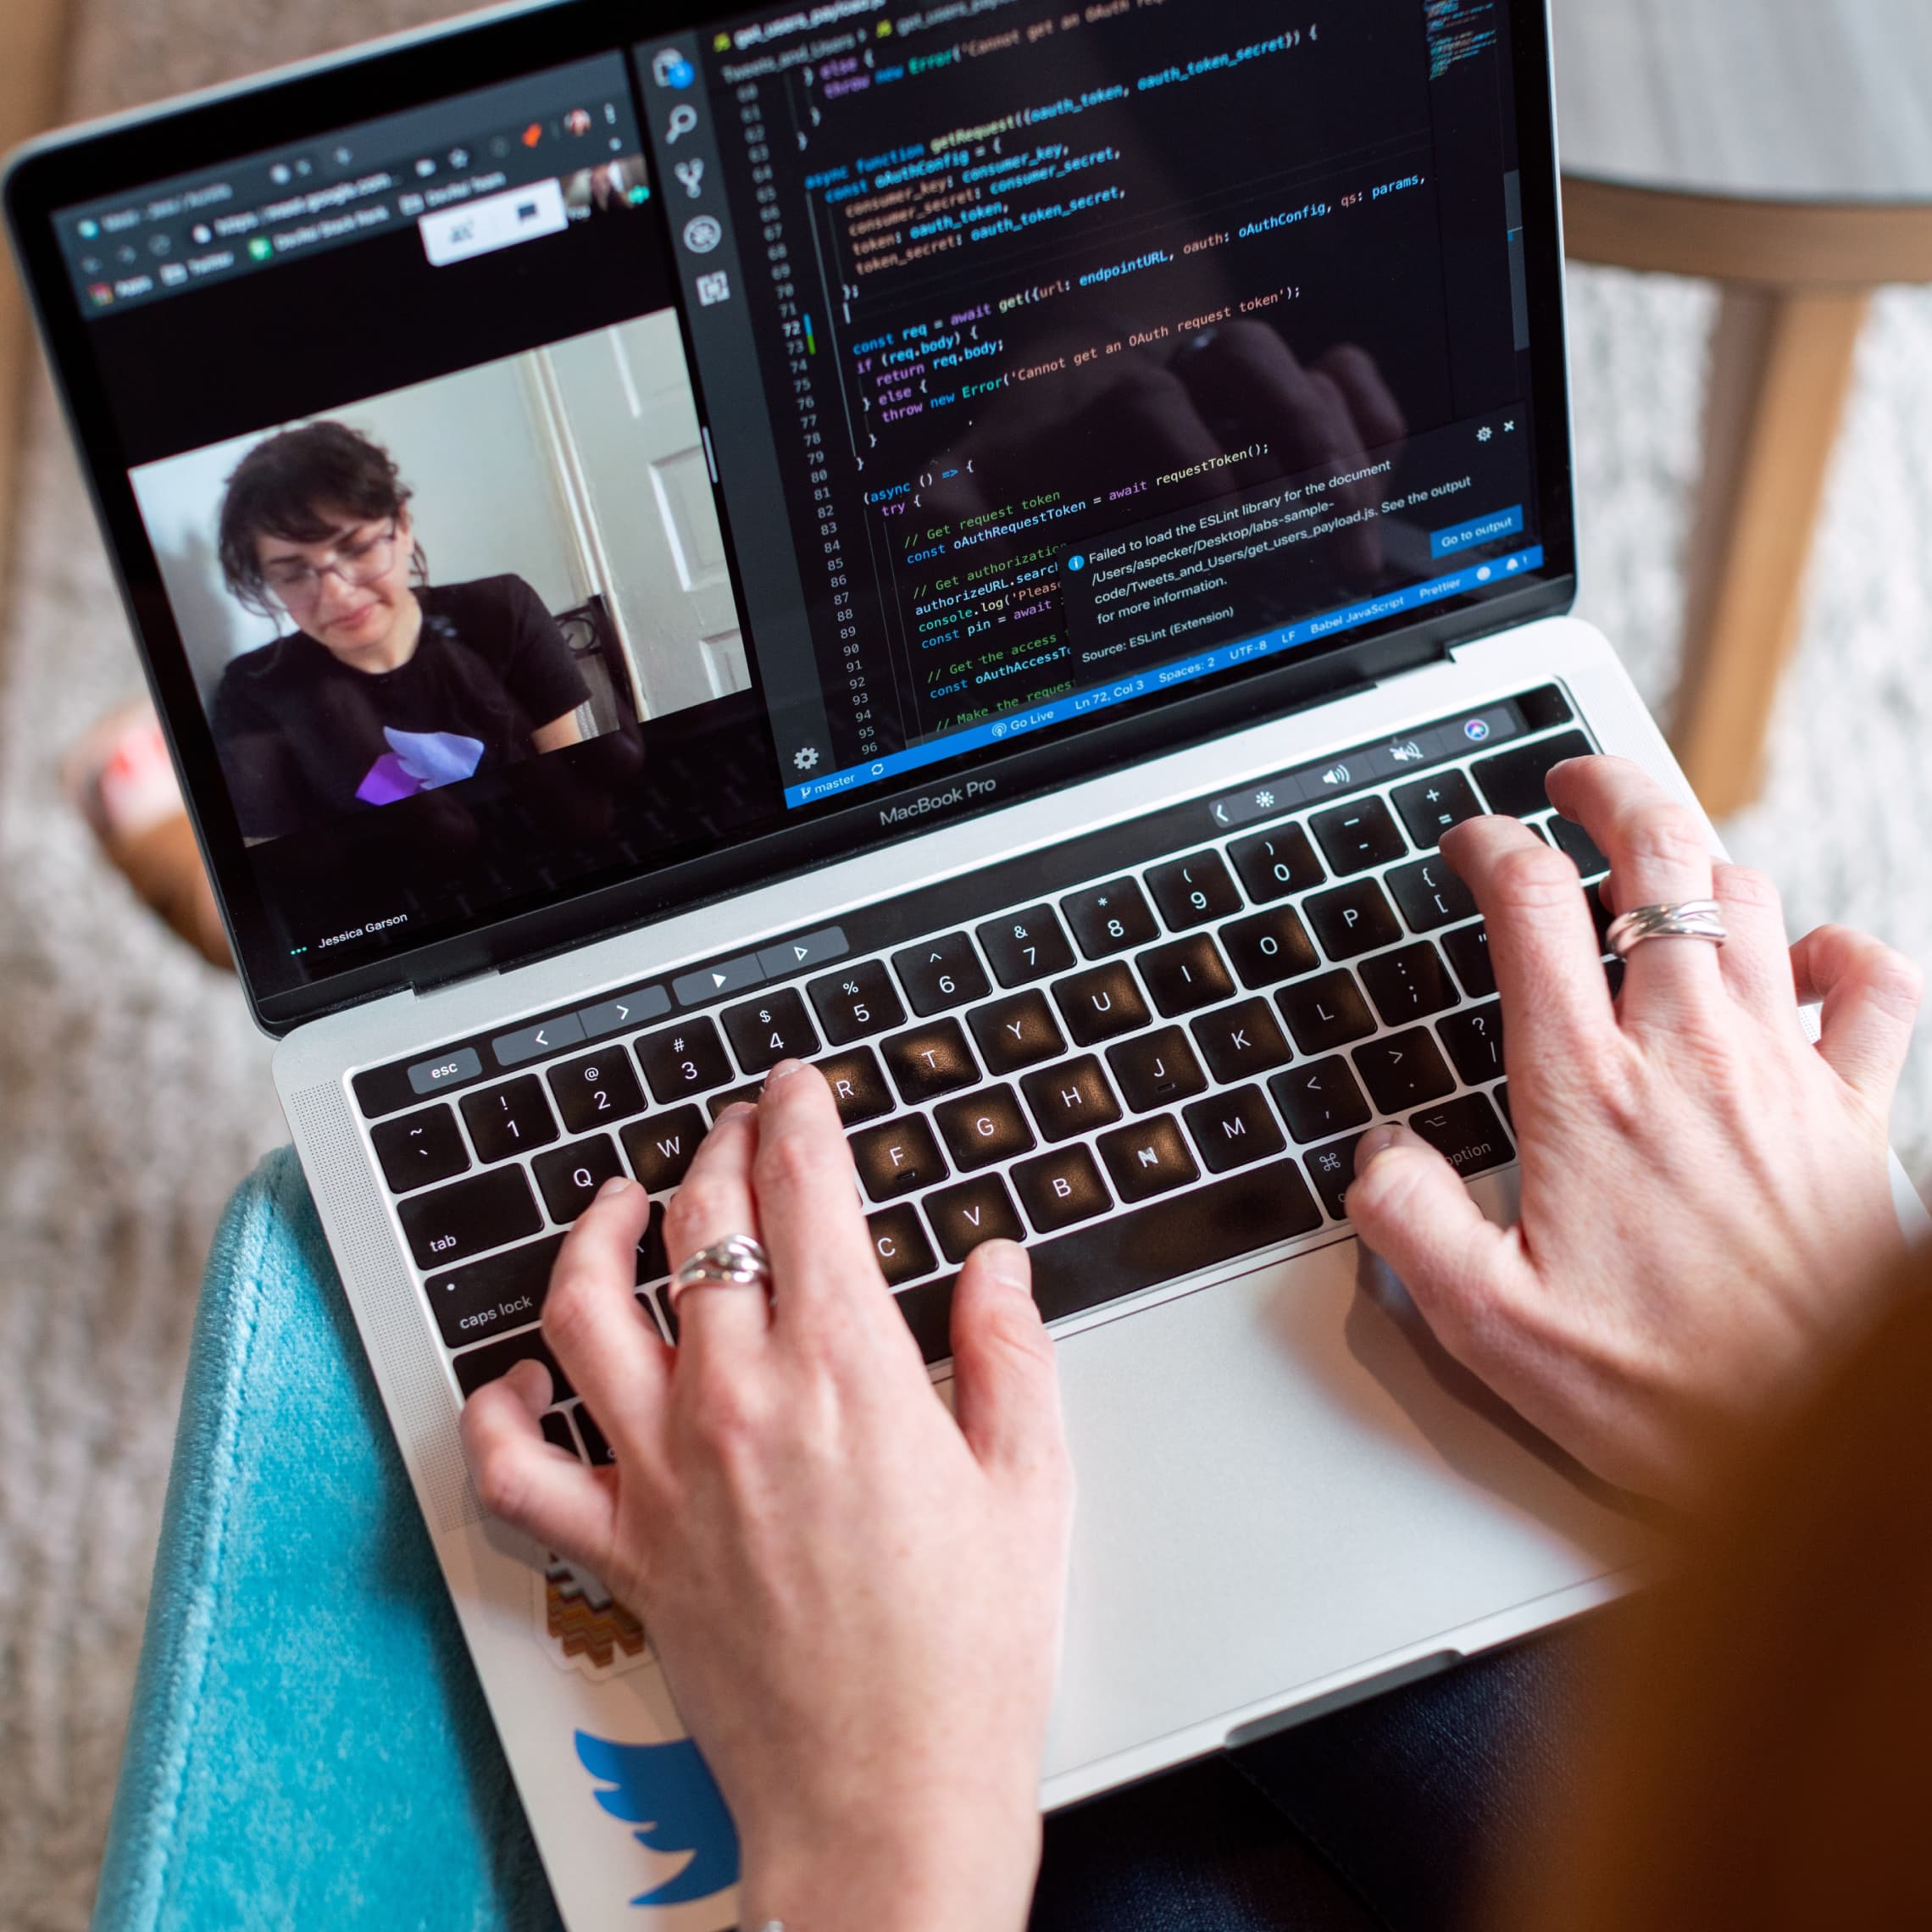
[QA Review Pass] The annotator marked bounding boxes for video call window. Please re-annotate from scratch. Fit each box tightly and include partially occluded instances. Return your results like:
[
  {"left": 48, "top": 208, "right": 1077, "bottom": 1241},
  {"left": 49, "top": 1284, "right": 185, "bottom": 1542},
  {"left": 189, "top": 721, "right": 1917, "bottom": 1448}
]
[{"left": 129, "top": 314, "right": 750, "bottom": 846}]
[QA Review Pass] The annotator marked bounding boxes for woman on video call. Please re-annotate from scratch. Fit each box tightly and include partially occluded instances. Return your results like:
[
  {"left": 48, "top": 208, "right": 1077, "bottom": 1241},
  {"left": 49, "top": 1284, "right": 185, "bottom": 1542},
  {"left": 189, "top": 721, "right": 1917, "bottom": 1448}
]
[{"left": 209, "top": 419, "right": 590, "bottom": 842}]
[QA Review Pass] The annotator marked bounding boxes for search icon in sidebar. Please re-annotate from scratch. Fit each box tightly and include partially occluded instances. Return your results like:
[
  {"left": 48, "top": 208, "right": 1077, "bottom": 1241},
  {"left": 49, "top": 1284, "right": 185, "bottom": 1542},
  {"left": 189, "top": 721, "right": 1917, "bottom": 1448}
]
[{"left": 666, "top": 104, "right": 698, "bottom": 143}]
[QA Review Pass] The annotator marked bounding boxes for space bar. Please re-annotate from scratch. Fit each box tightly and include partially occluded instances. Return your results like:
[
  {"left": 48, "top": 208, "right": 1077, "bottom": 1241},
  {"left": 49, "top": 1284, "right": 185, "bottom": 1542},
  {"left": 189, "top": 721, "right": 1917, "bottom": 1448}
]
[{"left": 891, "top": 1159, "right": 1325, "bottom": 1365}]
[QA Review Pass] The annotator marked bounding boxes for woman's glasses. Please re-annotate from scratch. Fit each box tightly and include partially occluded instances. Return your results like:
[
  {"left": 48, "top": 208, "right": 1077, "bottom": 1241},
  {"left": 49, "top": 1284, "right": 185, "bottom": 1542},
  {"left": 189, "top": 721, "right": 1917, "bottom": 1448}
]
[{"left": 262, "top": 522, "right": 399, "bottom": 608}]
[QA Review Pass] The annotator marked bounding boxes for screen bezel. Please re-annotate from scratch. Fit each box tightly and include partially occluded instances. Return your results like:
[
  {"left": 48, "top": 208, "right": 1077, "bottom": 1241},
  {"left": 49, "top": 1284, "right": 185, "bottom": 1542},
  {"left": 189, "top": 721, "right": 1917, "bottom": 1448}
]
[{"left": 4, "top": 0, "right": 1577, "bottom": 1036}]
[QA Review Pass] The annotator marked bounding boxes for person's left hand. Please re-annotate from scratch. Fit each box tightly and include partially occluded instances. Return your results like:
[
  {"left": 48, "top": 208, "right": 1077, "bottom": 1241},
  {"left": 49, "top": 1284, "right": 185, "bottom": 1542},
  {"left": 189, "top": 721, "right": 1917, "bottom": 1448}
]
[{"left": 459, "top": 1061, "right": 1073, "bottom": 1932}]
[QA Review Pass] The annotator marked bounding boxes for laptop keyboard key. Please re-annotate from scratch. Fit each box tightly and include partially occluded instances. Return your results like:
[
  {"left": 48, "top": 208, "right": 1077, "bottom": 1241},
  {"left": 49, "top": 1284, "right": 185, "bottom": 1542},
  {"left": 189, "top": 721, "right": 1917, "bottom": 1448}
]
[
  {"left": 722, "top": 990, "right": 821, "bottom": 1074},
  {"left": 1097, "top": 1115, "right": 1200, "bottom": 1203},
  {"left": 701, "top": 1079, "right": 761, "bottom": 1120},
  {"left": 1062, "top": 878, "right": 1159, "bottom": 958},
  {"left": 1310, "top": 797, "right": 1407, "bottom": 875},
  {"left": 1585, "top": 880, "right": 1613, "bottom": 952},
  {"left": 1276, "top": 969, "right": 1376, "bottom": 1054},
  {"left": 1306, "top": 879, "right": 1402, "bottom": 960},
  {"left": 969, "top": 990, "right": 1067, "bottom": 1075},
  {"left": 1219, "top": 906, "right": 1319, "bottom": 989},
  {"left": 867, "top": 1203, "right": 938, "bottom": 1287},
  {"left": 1053, "top": 962, "right": 1151, "bottom": 1046},
  {"left": 547, "top": 1051, "right": 647, "bottom": 1135},
  {"left": 1546, "top": 814, "right": 1610, "bottom": 880},
  {"left": 401, "top": 1168, "right": 543, "bottom": 1270},
  {"left": 636, "top": 1019, "right": 734, "bottom": 1104},
  {"left": 817, "top": 1047, "right": 894, "bottom": 1125},
  {"left": 808, "top": 959, "right": 907, "bottom": 1046},
  {"left": 1229, "top": 824, "right": 1324, "bottom": 902},
  {"left": 1437, "top": 1002, "right": 1506, "bottom": 1085},
  {"left": 894, "top": 1160, "right": 1323, "bottom": 1364},
  {"left": 1028, "top": 1160, "right": 1320, "bottom": 1324},
  {"left": 1409, "top": 1092, "right": 1513, "bottom": 1178},
  {"left": 1021, "top": 1055, "right": 1123, "bottom": 1141},
  {"left": 372, "top": 1105, "right": 469, "bottom": 1193},
  {"left": 620, "top": 1105, "right": 708, "bottom": 1191},
  {"left": 1304, "top": 1135, "right": 1367, "bottom": 1220},
  {"left": 1013, "top": 1144, "right": 1113, "bottom": 1234},
  {"left": 572, "top": 1406, "right": 616, "bottom": 1467},
  {"left": 1191, "top": 997, "right": 1294, "bottom": 1083},
  {"left": 925, "top": 1175, "right": 1027, "bottom": 1264},
  {"left": 850, "top": 1116, "right": 949, "bottom": 1201},
  {"left": 1386, "top": 856, "right": 1478, "bottom": 933},
  {"left": 882, "top": 1018, "right": 980, "bottom": 1103},
  {"left": 1135, "top": 935, "right": 1235, "bottom": 1017},
  {"left": 1473, "top": 730, "right": 1591, "bottom": 818},
  {"left": 532, "top": 1135, "right": 624, "bottom": 1224},
  {"left": 975, "top": 906, "right": 1077, "bottom": 986},
  {"left": 541, "top": 1411, "right": 583, "bottom": 1459},
  {"left": 1269, "top": 1056, "right": 1374, "bottom": 1143},
  {"left": 1182, "top": 1085, "right": 1286, "bottom": 1173},
  {"left": 1146, "top": 852, "right": 1242, "bottom": 929},
  {"left": 637, "top": 1200, "right": 669, "bottom": 1283},
  {"left": 425, "top": 1233, "right": 569, "bottom": 1350},
  {"left": 1359, "top": 943, "right": 1460, "bottom": 1025},
  {"left": 1107, "top": 1025, "right": 1208, "bottom": 1113},
  {"left": 893, "top": 933, "right": 991, "bottom": 1016},
  {"left": 452, "top": 1327, "right": 574, "bottom": 1402},
  {"left": 462, "top": 1076, "right": 559, "bottom": 1163},
  {"left": 1353, "top": 1029, "right": 1457, "bottom": 1113},
  {"left": 1441, "top": 922, "right": 1496, "bottom": 999},
  {"left": 1392, "top": 769, "right": 1484, "bottom": 848},
  {"left": 934, "top": 1085, "right": 1036, "bottom": 1170}
]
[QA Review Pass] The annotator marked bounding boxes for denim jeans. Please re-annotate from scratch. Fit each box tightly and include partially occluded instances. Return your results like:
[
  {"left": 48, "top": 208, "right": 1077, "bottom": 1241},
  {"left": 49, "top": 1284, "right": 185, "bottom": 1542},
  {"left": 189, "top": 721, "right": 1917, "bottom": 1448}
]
[{"left": 1030, "top": 1614, "right": 1618, "bottom": 1932}]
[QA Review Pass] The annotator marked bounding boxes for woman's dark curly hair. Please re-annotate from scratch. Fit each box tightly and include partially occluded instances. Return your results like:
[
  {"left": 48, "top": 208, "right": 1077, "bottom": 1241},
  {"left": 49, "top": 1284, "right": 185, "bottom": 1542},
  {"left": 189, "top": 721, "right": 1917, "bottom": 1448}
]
[{"left": 217, "top": 420, "right": 425, "bottom": 615}]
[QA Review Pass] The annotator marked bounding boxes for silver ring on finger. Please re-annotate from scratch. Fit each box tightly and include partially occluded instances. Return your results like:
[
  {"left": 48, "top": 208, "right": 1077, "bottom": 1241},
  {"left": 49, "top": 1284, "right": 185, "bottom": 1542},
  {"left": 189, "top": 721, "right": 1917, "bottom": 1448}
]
[
  {"left": 666, "top": 1234, "right": 773, "bottom": 1313},
  {"left": 1606, "top": 898, "right": 1728, "bottom": 959}
]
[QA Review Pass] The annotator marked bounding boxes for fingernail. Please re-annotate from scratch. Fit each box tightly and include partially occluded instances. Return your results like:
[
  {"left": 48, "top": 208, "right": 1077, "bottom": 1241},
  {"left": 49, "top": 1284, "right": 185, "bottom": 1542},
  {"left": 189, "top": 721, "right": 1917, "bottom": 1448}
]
[
  {"left": 597, "top": 1176, "right": 635, "bottom": 1199},
  {"left": 1354, "top": 1125, "right": 1406, "bottom": 1174},
  {"left": 978, "top": 1239, "right": 1031, "bottom": 1291},
  {"left": 765, "top": 1058, "right": 806, "bottom": 1084}
]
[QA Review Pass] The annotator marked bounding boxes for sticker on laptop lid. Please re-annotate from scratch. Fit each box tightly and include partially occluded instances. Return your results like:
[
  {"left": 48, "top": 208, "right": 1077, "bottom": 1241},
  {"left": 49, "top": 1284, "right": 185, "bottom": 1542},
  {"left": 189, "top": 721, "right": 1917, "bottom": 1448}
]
[{"left": 534, "top": 1552, "right": 653, "bottom": 1679}]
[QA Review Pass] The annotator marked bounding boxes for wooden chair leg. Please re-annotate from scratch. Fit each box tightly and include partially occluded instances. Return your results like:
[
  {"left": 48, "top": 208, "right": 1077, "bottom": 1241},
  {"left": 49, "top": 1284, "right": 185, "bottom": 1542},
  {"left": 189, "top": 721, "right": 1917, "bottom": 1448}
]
[{"left": 1671, "top": 283, "right": 1871, "bottom": 817}]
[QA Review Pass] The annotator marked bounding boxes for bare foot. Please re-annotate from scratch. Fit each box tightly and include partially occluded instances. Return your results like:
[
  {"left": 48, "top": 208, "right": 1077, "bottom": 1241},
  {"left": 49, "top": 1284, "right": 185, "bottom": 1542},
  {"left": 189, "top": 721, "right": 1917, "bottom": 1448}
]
[{"left": 63, "top": 703, "right": 232, "bottom": 971}]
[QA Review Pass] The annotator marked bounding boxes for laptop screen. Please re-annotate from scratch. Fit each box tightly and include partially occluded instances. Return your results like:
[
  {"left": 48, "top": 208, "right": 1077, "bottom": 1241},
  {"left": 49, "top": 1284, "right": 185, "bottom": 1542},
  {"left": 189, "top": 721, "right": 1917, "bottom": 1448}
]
[{"left": 23, "top": 0, "right": 1568, "bottom": 1016}]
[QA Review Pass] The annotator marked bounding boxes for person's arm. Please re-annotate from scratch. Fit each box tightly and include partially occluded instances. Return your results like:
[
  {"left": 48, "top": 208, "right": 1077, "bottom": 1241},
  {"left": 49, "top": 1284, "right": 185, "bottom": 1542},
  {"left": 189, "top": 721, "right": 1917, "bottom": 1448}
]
[
  {"left": 491, "top": 576, "right": 593, "bottom": 750},
  {"left": 459, "top": 1064, "right": 1071, "bottom": 1932},
  {"left": 530, "top": 708, "right": 586, "bottom": 753},
  {"left": 1346, "top": 754, "right": 1922, "bottom": 1504}
]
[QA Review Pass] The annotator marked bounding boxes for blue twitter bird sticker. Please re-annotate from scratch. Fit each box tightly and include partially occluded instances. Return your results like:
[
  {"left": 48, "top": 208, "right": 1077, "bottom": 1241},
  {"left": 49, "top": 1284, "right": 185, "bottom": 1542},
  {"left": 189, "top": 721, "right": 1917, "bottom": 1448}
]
[{"left": 575, "top": 1732, "right": 741, "bottom": 1907}]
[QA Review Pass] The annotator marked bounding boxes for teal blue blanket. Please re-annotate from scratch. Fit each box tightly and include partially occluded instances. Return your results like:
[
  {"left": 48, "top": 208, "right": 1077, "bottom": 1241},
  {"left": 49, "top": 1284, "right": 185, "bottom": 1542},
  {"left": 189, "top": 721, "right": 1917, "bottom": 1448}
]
[{"left": 92, "top": 1146, "right": 560, "bottom": 1930}]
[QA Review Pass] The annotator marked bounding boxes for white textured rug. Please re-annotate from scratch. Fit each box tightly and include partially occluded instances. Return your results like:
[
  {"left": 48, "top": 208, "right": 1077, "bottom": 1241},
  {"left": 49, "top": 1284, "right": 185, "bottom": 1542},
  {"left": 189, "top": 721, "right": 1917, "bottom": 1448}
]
[{"left": 2, "top": 6, "right": 1929, "bottom": 1924}]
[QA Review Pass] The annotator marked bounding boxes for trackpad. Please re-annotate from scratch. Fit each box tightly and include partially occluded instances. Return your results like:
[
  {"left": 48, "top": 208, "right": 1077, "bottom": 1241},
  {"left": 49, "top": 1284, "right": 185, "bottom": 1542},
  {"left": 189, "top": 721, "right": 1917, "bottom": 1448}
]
[{"left": 1040, "top": 1203, "right": 1652, "bottom": 1782}]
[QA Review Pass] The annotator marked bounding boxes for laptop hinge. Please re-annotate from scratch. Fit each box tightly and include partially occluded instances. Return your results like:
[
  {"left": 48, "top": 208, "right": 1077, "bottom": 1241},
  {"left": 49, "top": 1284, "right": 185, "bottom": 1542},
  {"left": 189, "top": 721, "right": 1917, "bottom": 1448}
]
[{"left": 412, "top": 962, "right": 501, "bottom": 1002}]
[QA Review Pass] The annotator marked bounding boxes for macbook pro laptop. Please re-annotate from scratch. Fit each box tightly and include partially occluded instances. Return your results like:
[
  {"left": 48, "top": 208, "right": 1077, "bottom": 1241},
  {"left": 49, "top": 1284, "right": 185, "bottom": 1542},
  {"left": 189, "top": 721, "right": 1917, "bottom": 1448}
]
[{"left": 4, "top": 2, "right": 1794, "bottom": 1921}]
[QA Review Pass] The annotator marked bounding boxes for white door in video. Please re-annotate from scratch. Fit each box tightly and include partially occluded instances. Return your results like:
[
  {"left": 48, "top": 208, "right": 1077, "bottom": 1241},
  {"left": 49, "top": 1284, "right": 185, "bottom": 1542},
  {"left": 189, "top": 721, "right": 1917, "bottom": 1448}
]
[{"left": 534, "top": 312, "right": 751, "bottom": 719}]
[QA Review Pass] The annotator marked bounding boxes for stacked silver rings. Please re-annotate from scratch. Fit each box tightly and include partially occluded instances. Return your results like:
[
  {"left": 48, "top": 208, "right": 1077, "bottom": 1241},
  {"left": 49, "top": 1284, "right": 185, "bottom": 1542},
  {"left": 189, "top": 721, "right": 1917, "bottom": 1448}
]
[
  {"left": 1604, "top": 898, "right": 1728, "bottom": 958},
  {"left": 666, "top": 1234, "right": 773, "bottom": 1311}
]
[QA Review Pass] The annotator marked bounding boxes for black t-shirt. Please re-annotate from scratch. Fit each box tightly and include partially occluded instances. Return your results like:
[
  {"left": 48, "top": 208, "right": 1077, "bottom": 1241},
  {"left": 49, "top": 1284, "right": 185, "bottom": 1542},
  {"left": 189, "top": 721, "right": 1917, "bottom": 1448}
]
[{"left": 210, "top": 575, "right": 590, "bottom": 841}]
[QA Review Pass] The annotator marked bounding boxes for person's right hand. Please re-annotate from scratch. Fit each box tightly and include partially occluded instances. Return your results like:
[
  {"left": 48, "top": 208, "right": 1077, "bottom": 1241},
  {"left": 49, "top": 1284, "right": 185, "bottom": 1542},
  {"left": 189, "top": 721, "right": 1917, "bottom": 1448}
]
[{"left": 1346, "top": 755, "right": 1922, "bottom": 1505}]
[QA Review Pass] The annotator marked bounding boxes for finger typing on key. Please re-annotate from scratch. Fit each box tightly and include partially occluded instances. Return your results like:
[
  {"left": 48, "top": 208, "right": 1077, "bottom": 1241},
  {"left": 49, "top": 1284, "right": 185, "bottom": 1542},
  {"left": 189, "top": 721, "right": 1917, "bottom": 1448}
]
[{"left": 1346, "top": 753, "right": 1923, "bottom": 1504}]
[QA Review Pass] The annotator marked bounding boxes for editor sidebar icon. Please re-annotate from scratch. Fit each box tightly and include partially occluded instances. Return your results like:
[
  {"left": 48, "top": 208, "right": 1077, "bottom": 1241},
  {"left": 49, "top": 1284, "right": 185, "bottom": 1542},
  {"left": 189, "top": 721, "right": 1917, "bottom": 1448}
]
[{"left": 694, "top": 270, "right": 730, "bottom": 307}]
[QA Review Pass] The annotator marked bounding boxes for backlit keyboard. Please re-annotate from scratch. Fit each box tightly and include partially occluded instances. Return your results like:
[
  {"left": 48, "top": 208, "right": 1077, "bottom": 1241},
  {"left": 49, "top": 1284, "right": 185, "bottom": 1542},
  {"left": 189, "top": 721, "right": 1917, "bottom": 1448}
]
[{"left": 355, "top": 686, "right": 1609, "bottom": 1463}]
